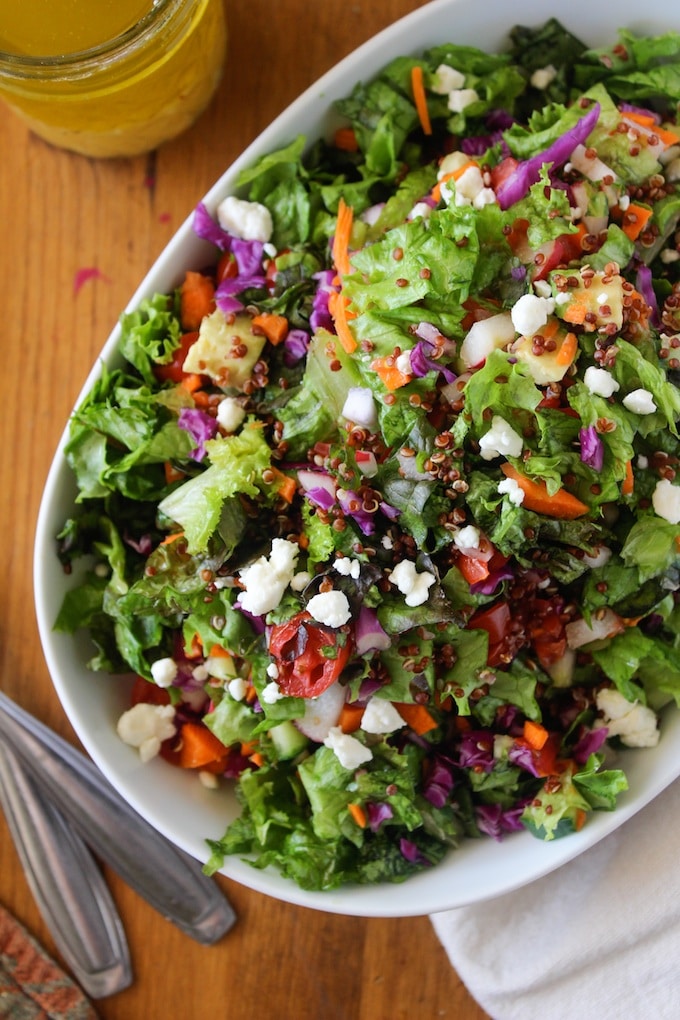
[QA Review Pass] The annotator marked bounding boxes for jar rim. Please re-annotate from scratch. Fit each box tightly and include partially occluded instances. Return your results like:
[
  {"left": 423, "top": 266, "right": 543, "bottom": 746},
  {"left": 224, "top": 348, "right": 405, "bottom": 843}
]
[{"left": 0, "top": 0, "right": 182, "bottom": 74}]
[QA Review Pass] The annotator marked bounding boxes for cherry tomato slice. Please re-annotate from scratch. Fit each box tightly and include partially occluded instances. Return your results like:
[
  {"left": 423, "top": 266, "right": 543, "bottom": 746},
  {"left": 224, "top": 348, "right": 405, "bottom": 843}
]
[
  {"left": 269, "top": 611, "right": 353, "bottom": 698},
  {"left": 153, "top": 331, "right": 201, "bottom": 384}
]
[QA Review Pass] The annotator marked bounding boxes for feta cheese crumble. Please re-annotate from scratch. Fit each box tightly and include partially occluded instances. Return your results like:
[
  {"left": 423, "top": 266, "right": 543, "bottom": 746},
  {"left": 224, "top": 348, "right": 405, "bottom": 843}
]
[
  {"left": 583, "top": 366, "right": 620, "bottom": 398},
  {"left": 238, "top": 538, "right": 299, "bottom": 616},
  {"left": 511, "top": 293, "right": 556, "bottom": 336},
  {"left": 216, "top": 396, "right": 246, "bottom": 433},
  {"left": 447, "top": 88, "right": 479, "bottom": 114},
  {"left": 389, "top": 559, "right": 436, "bottom": 607},
  {"left": 227, "top": 677, "right": 248, "bottom": 701},
  {"left": 530, "top": 64, "right": 557, "bottom": 90},
  {"left": 261, "top": 681, "right": 284, "bottom": 704},
  {"left": 595, "top": 688, "right": 659, "bottom": 748},
  {"left": 498, "top": 476, "right": 525, "bottom": 506},
  {"left": 360, "top": 697, "right": 405, "bottom": 735},
  {"left": 307, "top": 589, "right": 352, "bottom": 628},
  {"left": 150, "top": 656, "right": 177, "bottom": 688},
  {"left": 431, "top": 63, "right": 466, "bottom": 94},
  {"left": 622, "top": 388, "right": 657, "bottom": 415},
  {"left": 334, "top": 557, "right": 361, "bottom": 579},
  {"left": 478, "top": 415, "right": 524, "bottom": 461},
  {"left": 652, "top": 478, "right": 680, "bottom": 524},
  {"left": 454, "top": 525, "right": 481, "bottom": 550},
  {"left": 117, "top": 703, "right": 176, "bottom": 763},
  {"left": 216, "top": 195, "right": 273, "bottom": 243},
  {"left": 324, "top": 726, "right": 373, "bottom": 769}
]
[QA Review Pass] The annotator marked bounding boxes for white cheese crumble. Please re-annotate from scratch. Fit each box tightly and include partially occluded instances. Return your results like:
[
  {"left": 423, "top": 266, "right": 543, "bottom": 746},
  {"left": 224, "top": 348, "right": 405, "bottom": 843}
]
[
  {"left": 622, "top": 388, "right": 657, "bottom": 415},
  {"left": 395, "top": 350, "right": 413, "bottom": 375},
  {"left": 307, "top": 590, "right": 352, "bottom": 628},
  {"left": 407, "top": 201, "right": 433, "bottom": 221},
  {"left": 334, "top": 557, "right": 361, "bottom": 579},
  {"left": 266, "top": 662, "right": 280, "bottom": 679},
  {"left": 216, "top": 396, "right": 246, "bottom": 433},
  {"left": 431, "top": 63, "right": 466, "bottom": 94},
  {"left": 227, "top": 677, "right": 248, "bottom": 701},
  {"left": 595, "top": 688, "right": 659, "bottom": 748},
  {"left": 238, "top": 538, "right": 299, "bottom": 616},
  {"left": 389, "top": 559, "right": 436, "bottom": 607},
  {"left": 454, "top": 525, "right": 481, "bottom": 550},
  {"left": 583, "top": 365, "right": 620, "bottom": 398},
  {"left": 261, "top": 681, "right": 284, "bottom": 704},
  {"left": 478, "top": 415, "right": 524, "bottom": 461},
  {"left": 652, "top": 478, "right": 680, "bottom": 524},
  {"left": 323, "top": 726, "right": 373, "bottom": 769},
  {"left": 290, "top": 570, "right": 312, "bottom": 592},
  {"left": 360, "top": 697, "right": 405, "bottom": 735},
  {"left": 498, "top": 476, "right": 525, "bottom": 506},
  {"left": 447, "top": 88, "right": 479, "bottom": 114},
  {"left": 530, "top": 64, "right": 557, "bottom": 90},
  {"left": 511, "top": 293, "right": 556, "bottom": 336},
  {"left": 216, "top": 195, "right": 273, "bottom": 242},
  {"left": 117, "top": 703, "right": 176, "bottom": 763},
  {"left": 199, "top": 770, "right": 219, "bottom": 790},
  {"left": 150, "top": 656, "right": 178, "bottom": 688},
  {"left": 583, "top": 545, "right": 613, "bottom": 568}
]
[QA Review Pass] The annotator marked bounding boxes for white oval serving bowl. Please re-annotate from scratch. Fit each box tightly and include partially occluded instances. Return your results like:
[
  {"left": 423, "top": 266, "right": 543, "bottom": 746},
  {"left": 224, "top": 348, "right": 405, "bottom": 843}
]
[{"left": 35, "top": 0, "right": 680, "bottom": 917}]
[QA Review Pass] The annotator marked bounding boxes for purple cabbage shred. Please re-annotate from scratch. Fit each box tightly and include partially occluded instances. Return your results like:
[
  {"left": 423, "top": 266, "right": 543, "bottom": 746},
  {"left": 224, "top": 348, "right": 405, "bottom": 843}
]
[
  {"left": 177, "top": 408, "right": 218, "bottom": 461},
  {"left": 579, "top": 425, "right": 604, "bottom": 471}
]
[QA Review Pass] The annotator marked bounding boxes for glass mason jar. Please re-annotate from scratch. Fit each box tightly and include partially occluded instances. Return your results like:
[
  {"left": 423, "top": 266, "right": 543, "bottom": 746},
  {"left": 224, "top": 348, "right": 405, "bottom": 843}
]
[{"left": 0, "top": 0, "right": 227, "bottom": 158}]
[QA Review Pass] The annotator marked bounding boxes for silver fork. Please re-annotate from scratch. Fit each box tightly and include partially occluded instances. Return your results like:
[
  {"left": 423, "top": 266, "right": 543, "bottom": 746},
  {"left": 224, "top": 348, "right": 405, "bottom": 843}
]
[{"left": 0, "top": 691, "right": 236, "bottom": 948}]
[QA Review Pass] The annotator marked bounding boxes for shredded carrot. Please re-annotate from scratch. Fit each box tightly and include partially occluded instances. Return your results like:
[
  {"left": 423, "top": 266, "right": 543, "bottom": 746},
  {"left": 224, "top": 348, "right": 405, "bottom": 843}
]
[
  {"left": 180, "top": 271, "right": 215, "bottom": 330},
  {"left": 164, "top": 461, "right": 185, "bottom": 484},
  {"left": 334, "top": 126, "right": 359, "bottom": 152},
  {"left": 248, "top": 752, "right": 265, "bottom": 768},
  {"left": 622, "top": 459, "right": 635, "bottom": 496},
  {"left": 371, "top": 355, "right": 412, "bottom": 391},
  {"left": 574, "top": 808, "right": 587, "bottom": 832},
  {"left": 240, "top": 739, "right": 258, "bottom": 757},
  {"left": 177, "top": 722, "right": 229, "bottom": 769},
  {"left": 523, "top": 720, "right": 549, "bottom": 750},
  {"left": 410, "top": 64, "right": 432, "bottom": 136},
  {"left": 245, "top": 684, "right": 258, "bottom": 704},
  {"left": 555, "top": 331, "right": 579, "bottom": 367},
  {"left": 623, "top": 111, "right": 680, "bottom": 147},
  {"left": 332, "top": 198, "right": 354, "bottom": 277},
  {"left": 185, "top": 632, "right": 203, "bottom": 659},
  {"left": 161, "top": 531, "right": 184, "bottom": 545},
  {"left": 500, "top": 464, "right": 589, "bottom": 519},
  {"left": 338, "top": 702, "right": 364, "bottom": 734},
  {"left": 348, "top": 802, "right": 368, "bottom": 828},
  {"left": 431, "top": 160, "right": 479, "bottom": 203},
  {"left": 328, "top": 290, "right": 358, "bottom": 353},
  {"left": 251, "top": 312, "right": 289, "bottom": 345},
  {"left": 395, "top": 702, "right": 438, "bottom": 735},
  {"left": 621, "top": 202, "right": 653, "bottom": 241}
]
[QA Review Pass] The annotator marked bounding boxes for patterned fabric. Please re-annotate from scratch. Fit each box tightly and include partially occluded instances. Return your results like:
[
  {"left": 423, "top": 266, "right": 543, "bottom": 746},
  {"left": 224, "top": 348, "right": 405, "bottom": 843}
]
[{"left": 0, "top": 905, "right": 97, "bottom": 1019}]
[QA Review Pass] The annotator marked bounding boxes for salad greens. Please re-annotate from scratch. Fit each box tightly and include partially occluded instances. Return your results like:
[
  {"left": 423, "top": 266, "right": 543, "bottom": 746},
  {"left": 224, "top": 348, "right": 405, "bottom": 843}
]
[{"left": 55, "top": 20, "right": 680, "bottom": 891}]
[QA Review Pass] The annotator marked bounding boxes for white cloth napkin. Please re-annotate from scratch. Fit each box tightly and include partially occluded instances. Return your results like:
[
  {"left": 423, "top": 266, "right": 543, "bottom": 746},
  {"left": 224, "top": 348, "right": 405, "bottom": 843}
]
[{"left": 431, "top": 779, "right": 680, "bottom": 1020}]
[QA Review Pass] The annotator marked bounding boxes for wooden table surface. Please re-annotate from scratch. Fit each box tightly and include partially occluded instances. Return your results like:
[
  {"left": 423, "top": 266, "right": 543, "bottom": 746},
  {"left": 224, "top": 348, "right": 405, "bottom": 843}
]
[{"left": 0, "top": 2, "right": 490, "bottom": 1016}]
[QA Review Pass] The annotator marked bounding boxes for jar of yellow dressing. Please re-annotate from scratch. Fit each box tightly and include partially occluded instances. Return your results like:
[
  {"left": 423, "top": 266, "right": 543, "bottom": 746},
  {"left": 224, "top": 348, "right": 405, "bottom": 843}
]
[{"left": 0, "top": 0, "right": 227, "bottom": 158}]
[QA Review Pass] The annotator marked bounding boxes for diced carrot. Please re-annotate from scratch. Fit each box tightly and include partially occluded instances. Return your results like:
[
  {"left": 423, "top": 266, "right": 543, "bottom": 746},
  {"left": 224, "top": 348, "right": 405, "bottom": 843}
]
[
  {"left": 338, "top": 702, "right": 364, "bottom": 734},
  {"left": 371, "top": 355, "right": 412, "bottom": 391},
  {"left": 500, "top": 463, "right": 589, "bottom": 519},
  {"left": 555, "top": 331, "right": 578, "bottom": 367},
  {"left": 334, "top": 126, "right": 359, "bottom": 152},
  {"left": 575, "top": 808, "right": 587, "bottom": 831},
  {"left": 185, "top": 632, "right": 203, "bottom": 659},
  {"left": 251, "top": 312, "right": 289, "bottom": 345},
  {"left": 621, "top": 203, "right": 653, "bottom": 241},
  {"left": 523, "top": 720, "right": 549, "bottom": 750},
  {"left": 328, "top": 290, "right": 358, "bottom": 353},
  {"left": 177, "top": 722, "right": 230, "bottom": 769},
  {"left": 622, "top": 459, "right": 635, "bottom": 496},
  {"left": 180, "top": 271, "right": 215, "bottom": 331},
  {"left": 332, "top": 197, "right": 354, "bottom": 277},
  {"left": 410, "top": 64, "right": 432, "bottom": 136},
  {"left": 348, "top": 802, "right": 367, "bottom": 828},
  {"left": 191, "top": 389, "right": 211, "bottom": 408},
  {"left": 164, "top": 461, "right": 185, "bottom": 484},
  {"left": 179, "top": 373, "right": 205, "bottom": 395},
  {"left": 395, "top": 702, "right": 438, "bottom": 735},
  {"left": 248, "top": 752, "right": 265, "bottom": 768},
  {"left": 240, "top": 739, "right": 258, "bottom": 757},
  {"left": 267, "top": 467, "right": 298, "bottom": 503},
  {"left": 209, "top": 643, "right": 231, "bottom": 658},
  {"left": 245, "top": 684, "right": 258, "bottom": 704}
]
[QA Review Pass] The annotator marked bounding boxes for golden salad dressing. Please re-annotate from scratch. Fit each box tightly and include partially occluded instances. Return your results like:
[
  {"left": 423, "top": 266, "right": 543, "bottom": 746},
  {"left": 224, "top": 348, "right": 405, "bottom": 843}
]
[{"left": 0, "top": 0, "right": 227, "bottom": 157}]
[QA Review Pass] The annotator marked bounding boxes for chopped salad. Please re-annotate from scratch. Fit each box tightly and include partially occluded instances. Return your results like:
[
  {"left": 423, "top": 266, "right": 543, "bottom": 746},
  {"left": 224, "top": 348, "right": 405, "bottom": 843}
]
[{"left": 56, "top": 19, "right": 680, "bottom": 891}]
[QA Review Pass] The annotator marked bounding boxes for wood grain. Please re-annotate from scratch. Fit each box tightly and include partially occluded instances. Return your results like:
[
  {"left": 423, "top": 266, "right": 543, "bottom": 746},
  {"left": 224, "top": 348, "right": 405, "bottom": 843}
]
[{"left": 0, "top": 2, "right": 490, "bottom": 1016}]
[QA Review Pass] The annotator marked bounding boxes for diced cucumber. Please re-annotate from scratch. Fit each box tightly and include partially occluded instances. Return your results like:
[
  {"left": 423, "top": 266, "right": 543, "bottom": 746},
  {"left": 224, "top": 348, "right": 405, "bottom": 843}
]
[{"left": 269, "top": 720, "right": 309, "bottom": 760}]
